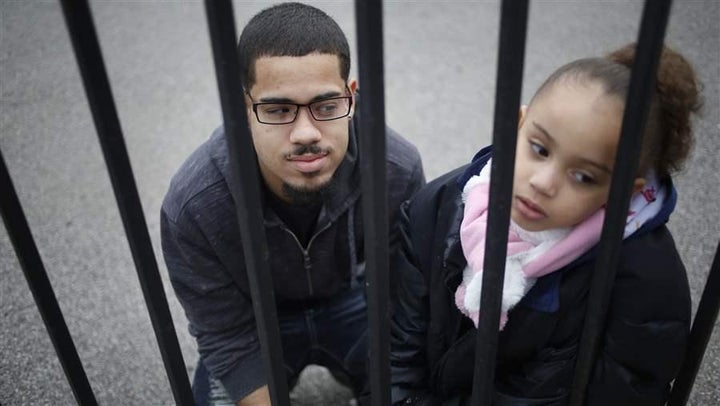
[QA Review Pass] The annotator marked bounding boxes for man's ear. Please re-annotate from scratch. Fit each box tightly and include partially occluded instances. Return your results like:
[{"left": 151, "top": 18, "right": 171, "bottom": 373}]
[
  {"left": 347, "top": 79, "right": 358, "bottom": 118},
  {"left": 632, "top": 177, "right": 646, "bottom": 194},
  {"left": 518, "top": 105, "right": 528, "bottom": 129},
  {"left": 348, "top": 78, "right": 358, "bottom": 94},
  {"left": 244, "top": 91, "right": 254, "bottom": 117}
]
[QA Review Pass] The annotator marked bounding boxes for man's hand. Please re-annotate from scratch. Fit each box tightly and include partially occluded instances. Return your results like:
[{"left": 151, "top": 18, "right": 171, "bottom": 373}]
[{"left": 237, "top": 385, "right": 271, "bottom": 406}]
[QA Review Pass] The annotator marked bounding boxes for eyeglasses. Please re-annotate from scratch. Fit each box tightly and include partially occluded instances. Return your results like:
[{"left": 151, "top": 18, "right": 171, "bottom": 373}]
[{"left": 247, "top": 92, "right": 353, "bottom": 125}]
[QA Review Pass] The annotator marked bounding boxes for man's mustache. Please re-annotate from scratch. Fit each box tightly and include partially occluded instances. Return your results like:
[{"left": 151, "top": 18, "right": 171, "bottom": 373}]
[{"left": 290, "top": 144, "right": 327, "bottom": 156}]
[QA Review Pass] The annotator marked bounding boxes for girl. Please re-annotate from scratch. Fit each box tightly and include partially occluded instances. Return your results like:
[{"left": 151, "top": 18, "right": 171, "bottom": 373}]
[{"left": 390, "top": 43, "right": 703, "bottom": 405}]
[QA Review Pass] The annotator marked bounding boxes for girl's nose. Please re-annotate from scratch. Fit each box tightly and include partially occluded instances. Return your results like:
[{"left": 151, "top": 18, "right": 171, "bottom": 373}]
[{"left": 529, "top": 164, "right": 558, "bottom": 197}]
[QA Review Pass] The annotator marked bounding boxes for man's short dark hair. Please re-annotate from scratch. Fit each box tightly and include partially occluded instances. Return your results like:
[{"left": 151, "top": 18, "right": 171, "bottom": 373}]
[{"left": 238, "top": 2, "right": 351, "bottom": 89}]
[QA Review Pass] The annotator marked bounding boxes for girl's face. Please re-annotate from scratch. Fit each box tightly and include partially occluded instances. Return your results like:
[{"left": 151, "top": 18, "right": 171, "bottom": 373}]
[{"left": 511, "top": 81, "right": 630, "bottom": 231}]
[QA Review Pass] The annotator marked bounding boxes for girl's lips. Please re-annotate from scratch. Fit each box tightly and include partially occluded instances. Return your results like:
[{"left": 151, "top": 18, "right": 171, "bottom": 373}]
[
  {"left": 288, "top": 153, "right": 328, "bottom": 173},
  {"left": 515, "top": 196, "right": 547, "bottom": 220}
]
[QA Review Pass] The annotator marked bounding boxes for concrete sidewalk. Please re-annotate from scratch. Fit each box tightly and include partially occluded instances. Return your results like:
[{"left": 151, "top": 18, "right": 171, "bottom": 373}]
[{"left": 1, "top": 1, "right": 718, "bottom": 404}]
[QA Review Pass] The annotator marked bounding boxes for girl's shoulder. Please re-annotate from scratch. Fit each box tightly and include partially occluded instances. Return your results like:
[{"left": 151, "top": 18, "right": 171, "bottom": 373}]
[
  {"left": 555, "top": 224, "right": 689, "bottom": 322},
  {"left": 619, "top": 224, "right": 686, "bottom": 283},
  {"left": 612, "top": 225, "right": 690, "bottom": 320}
]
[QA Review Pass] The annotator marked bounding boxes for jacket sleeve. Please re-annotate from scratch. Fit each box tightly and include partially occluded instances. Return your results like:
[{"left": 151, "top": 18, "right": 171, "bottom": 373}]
[
  {"left": 386, "top": 128, "right": 426, "bottom": 246},
  {"left": 584, "top": 229, "right": 691, "bottom": 406},
  {"left": 391, "top": 158, "right": 426, "bottom": 249},
  {"left": 160, "top": 206, "right": 266, "bottom": 401},
  {"left": 390, "top": 167, "right": 468, "bottom": 405},
  {"left": 390, "top": 201, "right": 435, "bottom": 404},
  {"left": 404, "top": 156, "right": 426, "bottom": 202}
]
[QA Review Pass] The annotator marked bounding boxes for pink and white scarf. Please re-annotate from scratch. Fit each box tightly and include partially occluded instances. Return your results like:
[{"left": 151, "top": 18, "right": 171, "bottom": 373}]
[{"left": 454, "top": 159, "right": 664, "bottom": 329}]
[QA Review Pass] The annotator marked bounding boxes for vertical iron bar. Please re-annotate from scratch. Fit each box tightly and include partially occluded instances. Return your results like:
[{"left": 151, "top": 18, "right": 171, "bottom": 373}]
[
  {"left": 470, "top": 1, "right": 529, "bottom": 404},
  {"left": 354, "top": 1, "right": 390, "bottom": 404},
  {"left": 0, "top": 150, "right": 97, "bottom": 405},
  {"left": 203, "top": 1, "right": 290, "bottom": 405},
  {"left": 569, "top": 1, "right": 673, "bottom": 404},
  {"left": 59, "top": 1, "right": 194, "bottom": 404},
  {"left": 668, "top": 240, "right": 720, "bottom": 406}
]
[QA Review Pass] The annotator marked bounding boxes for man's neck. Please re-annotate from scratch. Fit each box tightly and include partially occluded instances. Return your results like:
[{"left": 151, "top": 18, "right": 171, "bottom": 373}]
[{"left": 265, "top": 186, "right": 322, "bottom": 246}]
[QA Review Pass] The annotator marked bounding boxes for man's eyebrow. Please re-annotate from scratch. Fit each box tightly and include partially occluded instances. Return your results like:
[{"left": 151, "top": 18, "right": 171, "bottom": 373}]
[
  {"left": 310, "top": 91, "right": 344, "bottom": 102},
  {"left": 258, "top": 91, "right": 343, "bottom": 104}
]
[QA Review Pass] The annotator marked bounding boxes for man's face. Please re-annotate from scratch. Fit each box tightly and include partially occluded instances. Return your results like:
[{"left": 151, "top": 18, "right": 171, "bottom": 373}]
[
  {"left": 246, "top": 53, "right": 356, "bottom": 204},
  {"left": 511, "top": 81, "right": 625, "bottom": 231}
]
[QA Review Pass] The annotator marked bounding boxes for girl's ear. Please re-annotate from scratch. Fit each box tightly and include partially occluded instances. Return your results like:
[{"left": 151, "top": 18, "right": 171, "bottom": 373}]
[
  {"left": 518, "top": 105, "right": 528, "bottom": 129},
  {"left": 632, "top": 177, "right": 646, "bottom": 194}
]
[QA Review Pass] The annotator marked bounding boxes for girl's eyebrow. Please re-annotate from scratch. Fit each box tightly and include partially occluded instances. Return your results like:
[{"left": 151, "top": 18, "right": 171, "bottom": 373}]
[
  {"left": 532, "top": 121, "right": 554, "bottom": 143},
  {"left": 532, "top": 121, "right": 612, "bottom": 174},
  {"left": 580, "top": 158, "right": 613, "bottom": 175}
]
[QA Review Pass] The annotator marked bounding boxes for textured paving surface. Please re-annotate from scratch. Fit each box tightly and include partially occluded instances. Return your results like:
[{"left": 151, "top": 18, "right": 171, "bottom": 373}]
[{"left": 1, "top": 1, "right": 718, "bottom": 404}]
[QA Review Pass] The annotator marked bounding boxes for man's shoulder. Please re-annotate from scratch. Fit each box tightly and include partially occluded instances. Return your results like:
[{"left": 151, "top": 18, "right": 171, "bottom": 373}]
[
  {"left": 412, "top": 165, "right": 467, "bottom": 208},
  {"left": 403, "top": 165, "right": 468, "bottom": 236},
  {"left": 162, "top": 128, "right": 231, "bottom": 222},
  {"left": 385, "top": 127, "right": 422, "bottom": 172}
]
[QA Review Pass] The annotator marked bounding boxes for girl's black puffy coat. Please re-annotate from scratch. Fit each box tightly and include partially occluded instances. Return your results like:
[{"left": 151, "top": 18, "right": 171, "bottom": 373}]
[{"left": 390, "top": 164, "right": 691, "bottom": 406}]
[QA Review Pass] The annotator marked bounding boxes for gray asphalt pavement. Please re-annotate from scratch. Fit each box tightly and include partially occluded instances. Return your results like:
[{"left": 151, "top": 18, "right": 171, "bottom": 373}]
[{"left": 1, "top": 0, "right": 718, "bottom": 404}]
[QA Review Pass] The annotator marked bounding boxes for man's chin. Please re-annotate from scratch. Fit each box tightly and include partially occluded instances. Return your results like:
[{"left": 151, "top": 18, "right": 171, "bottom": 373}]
[{"left": 281, "top": 179, "right": 334, "bottom": 206}]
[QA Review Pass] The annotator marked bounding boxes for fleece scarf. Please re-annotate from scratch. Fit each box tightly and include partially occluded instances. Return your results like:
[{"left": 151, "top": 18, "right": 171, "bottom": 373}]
[{"left": 454, "top": 159, "right": 664, "bottom": 329}]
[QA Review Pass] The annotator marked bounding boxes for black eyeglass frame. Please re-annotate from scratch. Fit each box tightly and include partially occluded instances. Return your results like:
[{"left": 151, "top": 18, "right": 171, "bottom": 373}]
[{"left": 246, "top": 87, "right": 354, "bottom": 125}]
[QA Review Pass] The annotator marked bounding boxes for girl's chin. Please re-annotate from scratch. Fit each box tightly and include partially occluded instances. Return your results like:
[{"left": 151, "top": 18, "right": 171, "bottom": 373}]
[{"left": 511, "top": 211, "right": 548, "bottom": 232}]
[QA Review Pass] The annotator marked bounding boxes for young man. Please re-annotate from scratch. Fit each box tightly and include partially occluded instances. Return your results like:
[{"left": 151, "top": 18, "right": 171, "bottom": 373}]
[{"left": 161, "top": 3, "right": 425, "bottom": 405}]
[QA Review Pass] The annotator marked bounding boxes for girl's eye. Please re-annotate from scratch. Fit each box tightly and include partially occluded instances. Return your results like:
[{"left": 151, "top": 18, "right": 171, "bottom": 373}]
[
  {"left": 530, "top": 142, "right": 549, "bottom": 157},
  {"left": 572, "top": 171, "right": 595, "bottom": 184}
]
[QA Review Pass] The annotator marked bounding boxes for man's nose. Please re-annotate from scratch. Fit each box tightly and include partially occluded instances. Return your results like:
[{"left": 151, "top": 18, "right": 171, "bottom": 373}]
[{"left": 289, "top": 106, "right": 322, "bottom": 144}]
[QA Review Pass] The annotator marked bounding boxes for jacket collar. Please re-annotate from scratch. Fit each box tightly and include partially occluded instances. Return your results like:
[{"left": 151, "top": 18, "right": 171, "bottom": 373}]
[
  {"left": 457, "top": 145, "right": 493, "bottom": 190},
  {"left": 319, "top": 114, "right": 361, "bottom": 224}
]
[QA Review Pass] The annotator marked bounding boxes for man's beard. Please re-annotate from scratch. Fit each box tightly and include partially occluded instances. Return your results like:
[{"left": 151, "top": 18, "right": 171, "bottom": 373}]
[
  {"left": 280, "top": 143, "right": 338, "bottom": 206},
  {"left": 281, "top": 177, "right": 335, "bottom": 206}
]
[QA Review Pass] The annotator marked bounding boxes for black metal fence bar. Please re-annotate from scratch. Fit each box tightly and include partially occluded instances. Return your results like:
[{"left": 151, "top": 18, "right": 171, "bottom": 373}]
[
  {"left": 9, "top": 1, "right": 715, "bottom": 404},
  {"left": 668, "top": 240, "right": 720, "bottom": 405},
  {"left": 470, "top": 1, "right": 529, "bottom": 404},
  {"left": 0, "top": 150, "right": 98, "bottom": 405},
  {"left": 203, "top": 1, "right": 290, "bottom": 405},
  {"left": 569, "top": 0, "right": 673, "bottom": 404},
  {"left": 354, "top": 1, "right": 391, "bottom": 404},
  {"left": 58, "top": 1, "right": 194, "bottom": 404}
]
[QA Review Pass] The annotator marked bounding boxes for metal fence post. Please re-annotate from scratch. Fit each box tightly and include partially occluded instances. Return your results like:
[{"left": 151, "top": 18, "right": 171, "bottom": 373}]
[
  {"left": 0, "top": 149, "right": 98, "bottom": 405},
  {"left": 355, "top": 0, "right": 391, "bottom": 404},
  {"left": 668, "top": 240, "right": 720, "bottom": 405},
  {"left": 569, "top": 1, "right": 673, "bottom": 404},
  {"left": 59, "top": 1, "right": 194, "bottom": 403},
  {"left": 470, "top": 1, "right": 529, "bottom": 404},
  {"left": 203, "top": 1, "right": 290, "bottom": 404}
]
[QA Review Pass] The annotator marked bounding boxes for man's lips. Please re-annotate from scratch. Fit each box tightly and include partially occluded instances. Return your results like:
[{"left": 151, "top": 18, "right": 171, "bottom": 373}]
[
  {"left": 515, "top": 196, "right": 547, "bottom": 220},
  {"left": 287, "top": 152, "right": 329, "bottom": 173}
]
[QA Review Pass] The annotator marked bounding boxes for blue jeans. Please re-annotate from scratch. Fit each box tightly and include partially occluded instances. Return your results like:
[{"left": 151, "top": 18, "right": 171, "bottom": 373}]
[{"left": 193, "top": 287, "right": 368, "bottom": 405}]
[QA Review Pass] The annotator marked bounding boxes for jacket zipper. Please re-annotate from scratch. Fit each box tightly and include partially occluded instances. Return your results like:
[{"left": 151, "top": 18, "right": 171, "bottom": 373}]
[{"left": 280, "top": 221, "right": 332, "bottom": 297}]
